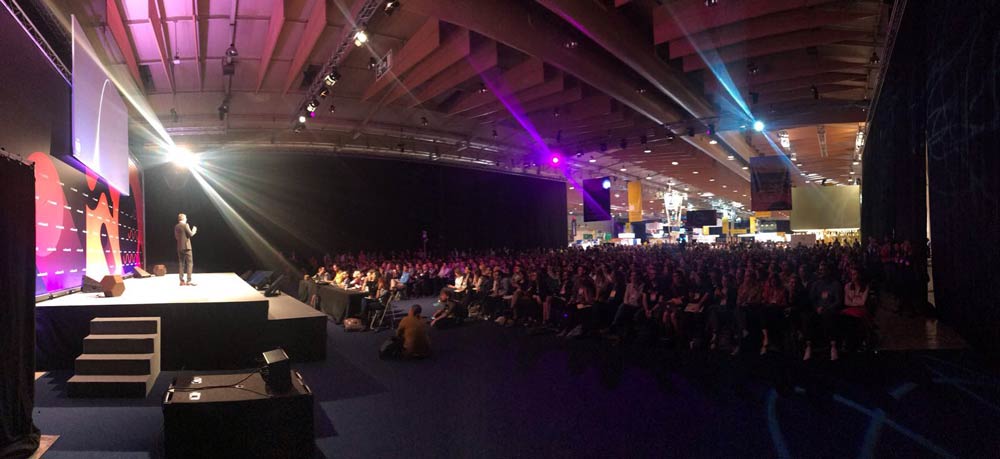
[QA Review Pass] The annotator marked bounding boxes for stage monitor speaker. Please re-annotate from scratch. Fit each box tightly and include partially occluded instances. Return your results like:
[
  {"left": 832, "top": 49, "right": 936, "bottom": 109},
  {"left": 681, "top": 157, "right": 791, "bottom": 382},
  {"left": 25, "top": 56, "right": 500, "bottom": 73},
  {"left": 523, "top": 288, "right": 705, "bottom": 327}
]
[
  {"left": 133, "top": 267, "right": 151, "bottom": 278},
  {"left": 81, "top": 275, "right": 102, "bottom": 293},
  {"left": 153, "top": 264, "right": 167, "bottom": 276},
  {"left": 239, "top": 270, "right": 253, "bottom": 280},
  {"left": 100, "top": 275, "right": 125, "bottom": 297},
  {"left": 261, "top": 348, "right": 291, "bottom": 393},
  {"left": 163, "top": 371, "right": 314, "bottom": 459},
  {"left": 264, "top": 274, "right": 285, "bottom": 298}
]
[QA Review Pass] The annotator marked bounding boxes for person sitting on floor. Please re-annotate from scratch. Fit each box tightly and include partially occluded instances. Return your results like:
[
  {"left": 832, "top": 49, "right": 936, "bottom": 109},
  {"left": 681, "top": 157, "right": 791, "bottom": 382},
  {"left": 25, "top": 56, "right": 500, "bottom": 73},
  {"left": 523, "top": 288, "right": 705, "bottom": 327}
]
[
  {"left": 431, "top": 288, "right": 465, "bottom": 328},
  {"left": 397, "top": 304, "right": 431, "bottom": 358}
]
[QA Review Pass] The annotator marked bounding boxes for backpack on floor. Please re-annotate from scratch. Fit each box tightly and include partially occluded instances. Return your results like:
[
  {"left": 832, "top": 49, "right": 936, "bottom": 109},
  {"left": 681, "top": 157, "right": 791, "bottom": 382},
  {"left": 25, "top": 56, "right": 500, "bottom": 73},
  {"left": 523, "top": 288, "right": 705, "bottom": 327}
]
[
  {"left": 343, "top": 317, "right": 364, "bottom": 332},
  {"left": 379, "top": 336, "right": 402, "bottom": 360}
]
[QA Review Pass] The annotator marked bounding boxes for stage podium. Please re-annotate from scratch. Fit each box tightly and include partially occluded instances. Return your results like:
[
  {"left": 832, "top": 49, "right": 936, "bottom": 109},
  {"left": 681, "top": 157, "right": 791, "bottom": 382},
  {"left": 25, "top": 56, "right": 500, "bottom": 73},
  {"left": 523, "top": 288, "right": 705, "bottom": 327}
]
[{"left": 163, "top": 370, "right": 314, "bottom": 458}]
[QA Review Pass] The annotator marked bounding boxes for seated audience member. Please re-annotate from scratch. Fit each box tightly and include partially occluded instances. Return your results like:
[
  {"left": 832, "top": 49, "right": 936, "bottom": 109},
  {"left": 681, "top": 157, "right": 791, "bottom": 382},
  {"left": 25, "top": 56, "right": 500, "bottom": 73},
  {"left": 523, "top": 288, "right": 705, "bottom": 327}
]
[
  {"left": 707, "top": 273, "right": 738, "bottom": 350},
  {"left": 759, "top": 273, "right": 789, "bottom": 355},
  {"left": 611, "top": 271, "right": 644, "bottom": 335},
  {"left": 333, "top": 269, "right": 350, "bottom": 288},
  {"left": 447, "top": 268, "right": 468, "bottom": 297},
  {"left": 313, "top": 265, "right": 331, "bottom": 282},
  {"left": 803, "top": 264, "right": 843, "bottom": 361},
  {"left": 397, "top": 305, "right": 431, "bottom": 358},
  {"left": 431, "top": 289, "right": 466, "bottom": 328}
]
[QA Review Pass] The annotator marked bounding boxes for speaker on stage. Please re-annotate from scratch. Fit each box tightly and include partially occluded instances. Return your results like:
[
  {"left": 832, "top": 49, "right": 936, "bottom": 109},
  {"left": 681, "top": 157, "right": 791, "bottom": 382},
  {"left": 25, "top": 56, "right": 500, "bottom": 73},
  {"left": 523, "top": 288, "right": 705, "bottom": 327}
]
[
  {"left": 261, "top": 348, "right": 291, "bottom": 393},
  {"left": 100, "top": 275, "right": 125, "bottom": 297},
  {"left": 133, "top": 267, "right": 152, "bottom": 278},
  {"left": 81, "top": 275, "right": 102, "bottom": 293},
  {"left": 153, "top": 264, "right": 167, "bottom": 276}
]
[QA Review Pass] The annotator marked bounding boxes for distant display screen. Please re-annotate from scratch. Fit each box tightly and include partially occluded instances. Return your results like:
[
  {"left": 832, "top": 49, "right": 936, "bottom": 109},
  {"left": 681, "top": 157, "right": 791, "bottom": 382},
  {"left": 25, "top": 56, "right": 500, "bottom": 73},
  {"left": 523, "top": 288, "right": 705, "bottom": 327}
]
[
  {"left": 582, "top": 177, "right": 612, "bottom": 222},
  {"left": 72, "top": 15, "right": 131, "bottom": 194},
  {"left": 686, "top": 210, "right": 718, "bottom": 227}
]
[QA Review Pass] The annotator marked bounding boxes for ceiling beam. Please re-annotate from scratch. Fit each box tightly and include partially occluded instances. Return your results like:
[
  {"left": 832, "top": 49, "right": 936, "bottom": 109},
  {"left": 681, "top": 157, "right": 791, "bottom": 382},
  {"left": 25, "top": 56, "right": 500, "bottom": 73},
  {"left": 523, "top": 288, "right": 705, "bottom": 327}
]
[
  {"left": 407, "top": 38, "right": 498, "bottom": 108},
  {"left": 403, "top": 0, "right": 684, "bottom": 125},
  {"left": 190, "top": 0, "right": 203, "bottom": 90},
  {"left": 147, "top": 0, "right": 174, "bottom": 92},
  {"left": 670, "top": 8, "right": 875, "bottom": 58},
  {"left": 652, "top": 0, "right": 838, "bottom": 45},
  {"left": 467, "top": 72, "right": 565, "bottom": 119},
  {"left": 704, "top": 57, "right": 864, "bottom": 93},
  {"left": 446, "top": 58, "right": 544, "bottom": 115},
  {"left": 361, "top": 18, "right": 440, "bottom": 102},
  {"left": 535, "top": 0, "right": 752, "bottom": 179},
  {"left": 281, "top": 0, "right": 326, "bottom": 95},
  {"left": 105, "top": 0, "right": 142, "bottom": 86},
  {"left": 478, "top": 85, "right": 584, "bottom": 124},
  {"left": 683, "top": 29, "right": 871, "bottom": 72},
  {"left": 255, "top": 0, "right": 284, "bottom": 93},
  {"left": 382, "top": 27, "right": 471, "bottom": 106}
]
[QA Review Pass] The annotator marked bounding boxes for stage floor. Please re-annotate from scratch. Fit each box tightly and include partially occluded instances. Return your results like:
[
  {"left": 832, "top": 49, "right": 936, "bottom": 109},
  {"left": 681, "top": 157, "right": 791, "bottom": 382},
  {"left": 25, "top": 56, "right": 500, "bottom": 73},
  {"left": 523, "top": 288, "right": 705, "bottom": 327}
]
[
  {"left": 36, "top": 273, "right": 327, "bottom": 371},
  {"left": 39, "top": 273, "right": 264, "bottom": 307}
]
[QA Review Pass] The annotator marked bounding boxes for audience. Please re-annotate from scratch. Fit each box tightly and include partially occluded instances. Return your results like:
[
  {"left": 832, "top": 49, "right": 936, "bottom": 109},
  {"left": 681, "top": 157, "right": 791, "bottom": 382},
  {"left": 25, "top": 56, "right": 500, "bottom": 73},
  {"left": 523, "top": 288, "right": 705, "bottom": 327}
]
[{"left": 289, "top": 237, "right": 925, "bottom": 361}]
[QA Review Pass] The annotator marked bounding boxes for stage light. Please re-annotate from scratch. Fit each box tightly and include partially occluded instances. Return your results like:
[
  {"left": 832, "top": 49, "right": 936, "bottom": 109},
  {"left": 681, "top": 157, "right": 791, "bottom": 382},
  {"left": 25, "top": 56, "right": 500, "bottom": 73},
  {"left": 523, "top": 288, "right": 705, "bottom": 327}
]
[
  {"left": 589, "top": 156, "right": 597, "bottom": 163},
  {"left": 421, "top": 116, "right": 429, "bottom": 126},
  {"left": 477, "top": 83, "right": 488, "bottom": 94},
  {"left": 564, "top": 40, "right": 578, "bottom": 49},
  {"left": 620, "top": 167, "right": 627, "bottom": 172},
  {"left": 306, "top": 99, "right": 319, "bottom": 112},
  {"left": 169, "top": 145, "right": 199, "bottom": 169},
  {"left": 671, "top": 161, "right": 679, "bottom": 166},
  {"left": 384, "top": 0, "right": 401, "bottom": 15},
  {"left": 225, "top": 43, "right": 238, "bottom": 57},
  {"left": 551, "top": 156, "right": 560, "bottom": 164},
  {"left": 575, "top": 150, "right": 583, "bottom": 157},
  {"left": 602, "top": 178, "right": 611, "bottom": 189},
  {"left": 708, "top": 139, "right": 718, "bottom": 145},
  {"left": 692, "top": 171, "right": 699, "bottom": 174},
  {"left": 354, "top": 28, "right": 369, "bottom": 47},
  {"left": 727, "top": 155, "right": 735, "bottom": 160},
  {"left": 319, "top": 87, "right": 330, "bottom": 98},
  {"left": 778, "top": 130, "right": 790, "bottom": 149},
  {"left": 870, "top": 52, "right": 880, "bottom": 65},
  {"left": 747, "top": 62, "right": 759, "bottom": 75},
  {"left": 752, "top": 120, "right": 765, "bottom": 132},
  {"left": 329, "top": 104, "right": 336, "bottom": 113},
  {"left": 742, "top": 166, "right": 749, "bottom": 170},
  {"left": 217, "top": 102, "right": 229, "bottom": 120},
  {"left": 706, "top": 124, "right": 715, "bottom": 135},
  {"left": 173, "top": 53, "right": 181, "bottom": 65},
  {"left": 324, "top": 68, "right": 341, "bottom": 86}
]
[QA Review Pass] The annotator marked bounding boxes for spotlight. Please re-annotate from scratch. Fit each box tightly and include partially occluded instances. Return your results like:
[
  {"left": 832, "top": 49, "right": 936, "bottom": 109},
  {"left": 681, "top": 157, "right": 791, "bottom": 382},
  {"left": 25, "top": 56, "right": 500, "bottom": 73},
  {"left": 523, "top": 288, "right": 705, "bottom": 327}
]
[
  {"left": 575, "top": 150, "right": 583, "bottom": 157},
  {"left": 225, "top": 43, "right": 238, "bottom": 57},
  {"left": 384, "top": 0, "right": 400, "bottom": 15},
  {"left": 328, "top": 104, "right": 336, "bottom": 113},
  {"left": 779, "top": 130, "right": 790, "bottom": 148},
  {"left": 353, "top": 28, "right": 369, "bottom": 47},
  {"left": 589, "top": 156, "right": 597, "bottom": 163},
  {"left": 421, "top": 116, "right": 429, "bottom": 126},
  {"left": 217, "top": 103, "right": 229, "bottom": 120},
  {"left": 671, "top": 161, "right": 678, "bottom": 166},
  {"left": 666, "top": 132, "right": 676, "bottom": 142},
  {"left": 752, "top": 120, "right": 765, "bottom": 132},
  {"left": 298, "top": 115, "right": 307, "bottom": 123},
  {"left": 477, "top": 83, "right": 488, "bottom": 94},
  {"left": 619, "top": 167, "right": 627, "bottom": 172},
  {"left": 810, "top": 85, "right": 819, "bottom": 100},
  {"left": 870, "top": 52, "right": 880, "bottom": 65},
  {"left": 324, "top": 68, "right": 341, "bottom": 86},
  {"left": 706, "top": 124, "right": 715, "bottom": 136},
  {"left": 564, "top": 40, "right": 578, "bottom": 49},
  {"left": 602, "top": 178, "right": 612, "bottom": 190},
  {"left": 173, "top": 53, "right": 181, "bottom": 65},
  {"left": 747, "top": 62, "right": 759, "bottom": 75},
  {"left": 551, "top": 156, "right": 560, "bottom": 164},
  {"left": 704, "top": 0, "right": 718, "bottom": 5},
  {"left": 306, "top": 99, "right": 320, "bottom": 112},
  {"left": 319, "top": 87, "right": 330, "bottom": 98},
  {"left": 708, "top": 139, "right": 718, "bottom": 145},
  {"left": 368, "top": 57, "right": 378, "bottom": 71},
  {"left": 169, "top": 145, "right": 199, "bottom": 169}
]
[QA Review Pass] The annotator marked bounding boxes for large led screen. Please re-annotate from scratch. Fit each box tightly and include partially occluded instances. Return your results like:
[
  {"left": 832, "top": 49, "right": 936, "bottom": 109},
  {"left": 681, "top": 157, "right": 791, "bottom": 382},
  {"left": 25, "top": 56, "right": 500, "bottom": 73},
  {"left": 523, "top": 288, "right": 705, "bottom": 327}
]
[
  {"left": 71, "top": 15, "right": 130, "bottom": 194},
  {"left": 790, "top": 185, "right": 861, "bottom": 231}
]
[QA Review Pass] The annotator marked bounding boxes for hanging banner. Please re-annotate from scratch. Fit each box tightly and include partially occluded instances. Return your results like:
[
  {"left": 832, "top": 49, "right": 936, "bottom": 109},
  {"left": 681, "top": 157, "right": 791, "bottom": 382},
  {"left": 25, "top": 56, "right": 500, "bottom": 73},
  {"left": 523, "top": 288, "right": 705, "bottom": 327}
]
[
  {"left": 750, "top": 156, "right": 792, "bottom": 211},
  {"left": 627, "top": 181, "right": 643, "bottom": 223}
]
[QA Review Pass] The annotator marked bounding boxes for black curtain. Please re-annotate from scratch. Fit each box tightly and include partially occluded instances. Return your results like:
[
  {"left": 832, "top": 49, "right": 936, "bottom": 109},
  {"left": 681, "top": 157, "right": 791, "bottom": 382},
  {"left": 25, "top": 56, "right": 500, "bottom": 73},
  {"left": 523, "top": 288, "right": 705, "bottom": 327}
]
[
  {"left": 864, "top": 0, "right": 1000, "bottom": 352},
  {"left": 0, "top": 156, "right": 40, "bottom": 458}
]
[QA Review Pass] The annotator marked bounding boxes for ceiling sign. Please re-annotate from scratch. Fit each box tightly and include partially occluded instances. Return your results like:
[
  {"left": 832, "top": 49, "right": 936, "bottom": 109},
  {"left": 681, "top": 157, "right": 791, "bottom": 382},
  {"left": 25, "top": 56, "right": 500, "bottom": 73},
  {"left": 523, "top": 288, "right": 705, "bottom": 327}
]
[{"left": 374, "top": 50, "right": 393, "bottom": 81}]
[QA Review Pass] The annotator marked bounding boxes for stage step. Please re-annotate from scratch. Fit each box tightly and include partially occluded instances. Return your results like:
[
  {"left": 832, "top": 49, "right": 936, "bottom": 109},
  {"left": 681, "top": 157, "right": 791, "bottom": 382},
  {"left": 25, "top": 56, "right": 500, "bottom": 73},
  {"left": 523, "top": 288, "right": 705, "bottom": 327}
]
[
  {"left": 83, "top": 334, "right": 157, "bottom": 354},
  {"left": 74, "top": 353, "right": 154, "bottom": 375},
  {"left": 90, "top": 317, "right": 159, "bottom": 335},
  {"left": 69, "top": 317, "right": 161, "bottom": 398},
  {"left": 67, "top": 374, "right": 156, "bottom": 398}
]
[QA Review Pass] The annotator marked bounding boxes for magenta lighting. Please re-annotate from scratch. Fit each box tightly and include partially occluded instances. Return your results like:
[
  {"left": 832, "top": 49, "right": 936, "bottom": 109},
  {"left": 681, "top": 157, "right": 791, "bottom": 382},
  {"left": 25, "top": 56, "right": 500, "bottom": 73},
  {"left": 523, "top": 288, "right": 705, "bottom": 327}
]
[{"left": 551, "top": 156, "right": 560, "bottom": 164}]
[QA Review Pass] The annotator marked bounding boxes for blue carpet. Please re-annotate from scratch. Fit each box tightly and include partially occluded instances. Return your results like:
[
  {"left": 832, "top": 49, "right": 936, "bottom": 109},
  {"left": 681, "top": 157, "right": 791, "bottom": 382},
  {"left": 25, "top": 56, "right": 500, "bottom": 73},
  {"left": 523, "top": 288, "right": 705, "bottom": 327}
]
[{"left": 33, "top": 305, "right": 1000, "bottom": 458}]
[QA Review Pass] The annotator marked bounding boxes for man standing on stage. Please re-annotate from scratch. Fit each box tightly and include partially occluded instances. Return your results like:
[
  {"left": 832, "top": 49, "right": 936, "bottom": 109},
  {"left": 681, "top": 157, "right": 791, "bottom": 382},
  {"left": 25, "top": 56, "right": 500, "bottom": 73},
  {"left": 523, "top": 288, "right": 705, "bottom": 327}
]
[{"left": 174, "top": 213, "right": 198, "bottom": 286}]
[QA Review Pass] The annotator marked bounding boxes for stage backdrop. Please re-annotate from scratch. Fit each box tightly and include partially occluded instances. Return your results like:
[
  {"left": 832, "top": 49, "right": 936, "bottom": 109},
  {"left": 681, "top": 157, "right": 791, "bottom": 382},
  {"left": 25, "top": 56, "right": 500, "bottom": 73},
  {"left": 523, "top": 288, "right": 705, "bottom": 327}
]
[
  {"left": 0, "top": 5, "right": 144, "bottom": 296},
  {"left": 143, "top": 154, "right": 568, "bottom": 272}
]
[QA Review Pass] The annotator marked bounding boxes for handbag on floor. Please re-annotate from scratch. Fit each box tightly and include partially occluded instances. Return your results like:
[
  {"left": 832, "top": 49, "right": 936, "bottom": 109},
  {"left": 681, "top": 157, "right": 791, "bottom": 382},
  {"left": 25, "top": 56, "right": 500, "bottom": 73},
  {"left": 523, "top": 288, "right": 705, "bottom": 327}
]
[{"left": 379, "top": 336, "right": 403, "bottom": 359}]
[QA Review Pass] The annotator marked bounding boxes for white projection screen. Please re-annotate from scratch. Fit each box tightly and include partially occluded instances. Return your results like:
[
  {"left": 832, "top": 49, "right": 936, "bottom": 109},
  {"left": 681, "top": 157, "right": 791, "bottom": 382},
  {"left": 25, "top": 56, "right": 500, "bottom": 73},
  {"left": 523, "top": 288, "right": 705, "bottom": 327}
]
[
  {"left": 790, "top": 185, "right": 861, "bottom": 230},
  {"left": 71, "top": 15, "right": 130, "bottom": 194}
]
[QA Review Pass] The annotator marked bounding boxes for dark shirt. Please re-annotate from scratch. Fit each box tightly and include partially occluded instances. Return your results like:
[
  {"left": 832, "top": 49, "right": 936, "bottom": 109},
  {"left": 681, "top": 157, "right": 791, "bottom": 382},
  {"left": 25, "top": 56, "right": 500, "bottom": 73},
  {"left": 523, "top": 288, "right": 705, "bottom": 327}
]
[{"left": 174, "top": 222, "right": 194, "bottom": 251}]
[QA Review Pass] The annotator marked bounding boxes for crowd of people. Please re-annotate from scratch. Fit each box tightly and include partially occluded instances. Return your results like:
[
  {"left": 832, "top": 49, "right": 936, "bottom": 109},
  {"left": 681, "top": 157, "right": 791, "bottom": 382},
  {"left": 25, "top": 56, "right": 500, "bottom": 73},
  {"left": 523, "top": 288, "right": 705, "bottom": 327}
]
[{"left": 291, "top": 237, "right": 927, "bottom": 361}]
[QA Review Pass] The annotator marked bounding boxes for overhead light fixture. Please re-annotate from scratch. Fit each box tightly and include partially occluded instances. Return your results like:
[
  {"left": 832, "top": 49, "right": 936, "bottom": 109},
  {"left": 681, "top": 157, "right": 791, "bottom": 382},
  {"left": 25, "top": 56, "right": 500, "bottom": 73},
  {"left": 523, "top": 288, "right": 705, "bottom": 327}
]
[
  {"left": 306, "top": 99, "right": 319, "bottom": 112},
  {"left": 727, "top": 155, "right": 735, "bottom": 160},
  {"left": 671, "top": 161, "right": 679, "bottom": 166},
  {"left": 173, "top": 53, "right": 181, "bottom": 65},
  {"left": 225, "top": 43, "right": 238, "bottom": 57},
  {"left": 328, "top": 103, "right": 336, "bottom": 113},
  {"left": 709, "top": 178, "right": 716, "bottom": 182},
  {"left": 564, "top": 40, "right": 578, "bottom": 49},
  {"left": 298, "top": 115, "right": 307, "bottom": 124},
  {"left": 569, "top": 186, "right": 575, "bottom": 190},
  {"left": 708, "top": 139, "right": 718, "bottom": 145},
  {"left": 384, "top": 0, "right": 401, "bottom": 15},
  {"left": 477, "top": 83, "right": 488, "bottom": 94},
  {"left": 620, "top": 167, "right": 627, "bottom": 172},
  {"left": 368, "top": 57, "right": 378, "bottom": 70},
  {"left": 752, "top": 120, "right": 765, "bottom": 132},
  {"left": 319, "top": 88, "right": 330, "bottom": 98},
  {"left": 778, "top": 130, "right": 790, "bottom": 149},
  {"left": 421, "top": 116, "right": 429, "bottom": 126},
  {"left": 589, "top": 156, "right": 597, "bottom": 163},
  {"left": 747, "top": 62, "right": 759, "bottom": 75},
  {"left": 217, "top": 102, "right": 229, "bottom": 120},
  {"left": 168, "top": 145, "right": 199, "bottom": 169},
  {"left": 692, "top": 171, "right": 699, "bottom": 174},
  {"left": 855, "top": 126, "right": 866, "bottom": 152},
  {"left": 353, "top": 28, "right": 369, "bottom": 47},
  {"left": 870, "top": 52, "right": 880, "bottom": 65},
  {"left": 602, "top": 178, "right": 612, "bottom": 189},
  {"left": 741, "top": 166, "right": 748, "bottom": 170},
  {"left": 645, "top": 176, "right": 652, "bottom": 180},
  {"left": 324, "top": 68, "right": 341, "bottom": 86}
]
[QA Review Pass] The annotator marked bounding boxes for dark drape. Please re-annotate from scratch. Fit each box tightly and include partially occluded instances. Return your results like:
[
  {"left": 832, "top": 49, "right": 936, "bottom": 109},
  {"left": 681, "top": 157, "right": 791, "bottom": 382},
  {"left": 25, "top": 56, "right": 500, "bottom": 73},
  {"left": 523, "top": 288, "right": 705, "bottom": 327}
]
[
  {"left": 863, "top": 0, "right": 1000, "bottom": 352},
  {"left": 860, "top": 3, "right": 926, "bottom": 243},
  {"left": 0, "top": 156, "right": 40, "bottom": 458}
]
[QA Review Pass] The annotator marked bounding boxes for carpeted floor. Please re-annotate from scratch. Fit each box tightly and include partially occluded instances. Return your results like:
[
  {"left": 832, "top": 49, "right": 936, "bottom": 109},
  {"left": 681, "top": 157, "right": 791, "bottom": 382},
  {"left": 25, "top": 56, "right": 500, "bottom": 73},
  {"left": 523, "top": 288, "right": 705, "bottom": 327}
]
[{"left": 32, "top": 297, "right": 1000, "bottom": 458}]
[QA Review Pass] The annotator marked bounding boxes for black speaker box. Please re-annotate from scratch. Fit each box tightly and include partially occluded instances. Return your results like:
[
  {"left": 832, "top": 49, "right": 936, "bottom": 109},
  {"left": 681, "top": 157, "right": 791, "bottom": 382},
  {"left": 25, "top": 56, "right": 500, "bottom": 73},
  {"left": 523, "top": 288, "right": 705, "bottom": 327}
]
[
  {"left": 261, "top": 348, "right": 291, "bottom": 392},
  {"left": 163, "top": 371, "right": 314, "bottom": 459}
]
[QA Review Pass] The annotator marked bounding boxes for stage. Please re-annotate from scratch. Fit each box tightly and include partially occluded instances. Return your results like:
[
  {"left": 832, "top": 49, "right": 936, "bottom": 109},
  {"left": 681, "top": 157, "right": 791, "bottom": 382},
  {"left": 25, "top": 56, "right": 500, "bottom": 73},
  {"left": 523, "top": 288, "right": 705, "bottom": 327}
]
[{"left": 36, "top": 273, "right": 327, "bottom": 371}]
